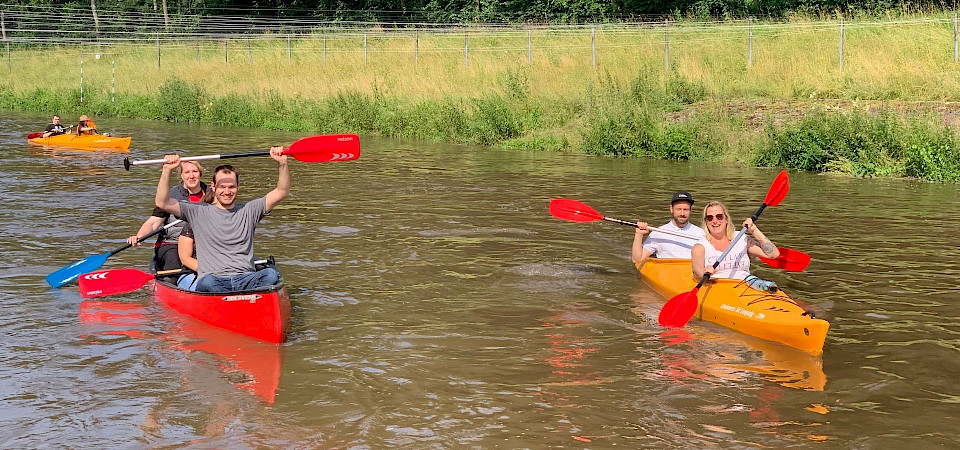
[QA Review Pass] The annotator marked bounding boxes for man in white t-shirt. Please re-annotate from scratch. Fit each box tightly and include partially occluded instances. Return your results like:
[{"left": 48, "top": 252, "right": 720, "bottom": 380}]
[{"left": 631, "top": 191, "right": 706, "bottom": 268}]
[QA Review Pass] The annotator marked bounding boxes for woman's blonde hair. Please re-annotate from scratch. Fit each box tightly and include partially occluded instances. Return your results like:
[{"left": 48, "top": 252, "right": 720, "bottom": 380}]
[
  {"left": 701, "top": 201, "right": 735, "bottom": 241},
  {"left": 179, "top": 160, "right": 203, "bottom": 177}
]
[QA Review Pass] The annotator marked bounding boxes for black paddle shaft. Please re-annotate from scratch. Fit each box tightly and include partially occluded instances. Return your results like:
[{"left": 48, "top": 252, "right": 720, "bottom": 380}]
[
  {"left": 602, "top": 217, "right": 639, "bottom": 228},
  {"left": 108, "top": 219, "right": 184, "bottom": 256}
]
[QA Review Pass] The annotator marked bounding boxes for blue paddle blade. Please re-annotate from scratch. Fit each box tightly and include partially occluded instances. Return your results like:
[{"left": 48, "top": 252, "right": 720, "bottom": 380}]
[{"left": 45, "top": 252, "right": 111, "bottom": 288}]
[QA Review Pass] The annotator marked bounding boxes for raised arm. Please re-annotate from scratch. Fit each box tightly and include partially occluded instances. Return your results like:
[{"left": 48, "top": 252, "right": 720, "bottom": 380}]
[
  {"left": 743, "top": 218, "right": 780, "bottom": 259},
  {"left": 264, "top": 146, "right": 290, "bottom": 213},
  {"left": 155, "top": 154, "right": 182, "bottom": 217}
]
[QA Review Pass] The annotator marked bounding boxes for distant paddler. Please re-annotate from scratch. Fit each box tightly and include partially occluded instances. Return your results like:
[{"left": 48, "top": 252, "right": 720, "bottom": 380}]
[
  {"left": 76, "top": 114, "right": 97, "bottom": 135},
  {"left": 42, "top": 115, "right": 73, "bottom": 138}
]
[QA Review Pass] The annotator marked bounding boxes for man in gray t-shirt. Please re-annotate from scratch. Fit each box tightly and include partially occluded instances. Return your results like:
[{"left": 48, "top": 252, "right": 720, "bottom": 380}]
[{"left": 155, "top": 147, "right": 290, "bottom": 292}]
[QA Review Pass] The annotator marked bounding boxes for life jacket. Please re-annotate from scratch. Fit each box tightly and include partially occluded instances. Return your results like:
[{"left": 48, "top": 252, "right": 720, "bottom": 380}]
[{"left": 78, "top": 120, "right": 97, "bottom": 135}]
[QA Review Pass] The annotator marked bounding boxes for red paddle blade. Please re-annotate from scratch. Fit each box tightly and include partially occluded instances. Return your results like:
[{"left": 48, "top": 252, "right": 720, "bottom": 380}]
[
  {"left": 759, "top": 247, "right": 811, "bottom": 272},
  {"left": 79, "top": 269, "right": 155, "bottom": 298},
  {"left": 27, "top": 132, "right": 44, "bottom": 139},
  {"left": 658, "top": 288, "right": 699, "bottom": 328},
  {"left": 285, "top": 134, "right": 360, "bottom": 162},
  {"left": 763, "top": 170, "right": 790, "bottom": 207},
  {"left": 549, "top": 198, "right": 604, "bottom": 222}
]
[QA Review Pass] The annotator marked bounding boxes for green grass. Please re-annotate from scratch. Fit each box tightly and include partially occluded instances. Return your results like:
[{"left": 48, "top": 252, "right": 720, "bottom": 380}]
[{"left": 3, "top": 16, "right": 960, "bottom": 181}]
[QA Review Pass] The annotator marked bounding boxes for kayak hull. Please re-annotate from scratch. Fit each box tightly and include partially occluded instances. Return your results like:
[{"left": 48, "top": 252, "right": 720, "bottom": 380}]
[
  {"left": 28, "top": 134, "right": 131, "bottom": 149},
  {"left": 638, "top": 258, "right": 829, "bottom": 355},
  {"left": 152, "top": 279, "right": 291, "bottom": 344}
]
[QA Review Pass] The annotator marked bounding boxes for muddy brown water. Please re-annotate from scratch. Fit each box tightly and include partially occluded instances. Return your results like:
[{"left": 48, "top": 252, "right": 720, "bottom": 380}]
[{"left": 1, "top": 111, "right": 958, "bottom": 446}]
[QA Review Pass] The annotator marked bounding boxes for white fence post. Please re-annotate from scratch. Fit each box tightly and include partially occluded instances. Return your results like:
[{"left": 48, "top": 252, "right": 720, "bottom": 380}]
[
  {"left": 839, "top": 19, "right": 844, "bottom": 72},
  {"left": 80, "top": 60, "right": 84, "bottom": 103},
  {"left": 363, "top": 34, "right": 367, "bottom": 64},
  {"left": 527, "top": 29, "right": 532, "bottom": 65},
  {"left": 664, "top": 20, "right": 669, "bottom": 72},
  {"left": 591, "top": 26, "right": 596, "bottom": 68},
  {"left": 464, "top": 31, "right": 469, "bottom": 66},
  {"left": 748, "top": 17, "right": 753, "bottom": 68}
]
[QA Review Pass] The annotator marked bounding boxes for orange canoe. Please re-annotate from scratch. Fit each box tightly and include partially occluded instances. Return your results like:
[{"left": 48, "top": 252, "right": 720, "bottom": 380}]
[{"left": 638, "top": 258, "right": 829, "bottom": 355}]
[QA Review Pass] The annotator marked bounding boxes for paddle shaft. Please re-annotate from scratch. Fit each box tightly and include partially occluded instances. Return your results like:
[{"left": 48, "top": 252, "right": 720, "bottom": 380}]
[
  {"left": 602, "top": 217, "right": 698, "bottom": 240},
  {"left": 693, "top": 202, "right": 769, "bottom": 289},
  {"left": 126, "top": 151, "right": 270, "bottom": 169},
  {"left": 125, "top": 152, "right": 266, "bottom": 170},
  {"left": 112, "top": 219, "right": 183, "bottom": 256}
]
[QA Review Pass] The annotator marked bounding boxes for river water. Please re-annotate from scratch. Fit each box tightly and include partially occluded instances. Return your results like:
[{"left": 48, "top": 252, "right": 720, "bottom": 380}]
[{"left": 0, "top": 111, "right": 958, "bottom": 447}]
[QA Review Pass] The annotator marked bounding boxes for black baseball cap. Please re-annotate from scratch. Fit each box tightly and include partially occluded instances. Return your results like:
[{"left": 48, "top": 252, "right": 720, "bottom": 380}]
[{"left": 671, "top": 191, "right": 694, "bottom": 205}]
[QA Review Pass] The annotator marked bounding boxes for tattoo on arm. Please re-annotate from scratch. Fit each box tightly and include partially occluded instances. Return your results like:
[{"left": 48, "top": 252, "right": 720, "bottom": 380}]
[{"left": 761, "top": 238, "right": 776, "bottom": 256}]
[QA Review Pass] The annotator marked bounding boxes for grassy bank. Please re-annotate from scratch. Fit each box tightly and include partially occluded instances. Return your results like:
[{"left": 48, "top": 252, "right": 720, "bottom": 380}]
[{"left": 2, "top": 17, "right": 960, "bottom": 181}]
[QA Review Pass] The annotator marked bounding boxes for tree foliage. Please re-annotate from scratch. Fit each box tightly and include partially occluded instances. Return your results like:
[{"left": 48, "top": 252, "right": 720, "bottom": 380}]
[{"left": 1, "top": 0, "right": 952, "bottom": 22}]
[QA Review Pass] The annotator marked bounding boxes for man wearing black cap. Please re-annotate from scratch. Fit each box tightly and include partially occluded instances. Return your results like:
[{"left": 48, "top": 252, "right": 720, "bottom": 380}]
[{"left": 632, "top": 191, "right": 705, "bottom": 268}]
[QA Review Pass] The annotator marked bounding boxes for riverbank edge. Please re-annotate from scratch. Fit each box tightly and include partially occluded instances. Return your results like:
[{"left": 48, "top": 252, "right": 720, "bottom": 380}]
[{"left": 4, "top": 78, "right": 959, "bottom": 182}]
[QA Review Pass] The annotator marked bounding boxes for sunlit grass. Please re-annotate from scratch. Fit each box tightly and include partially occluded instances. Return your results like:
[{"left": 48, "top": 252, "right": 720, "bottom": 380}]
[
  {"left": 3, "top": 16, "right": 960, "bottom": 181},
  {"left": 5, "top": 15, "right": 960, "bottom": 103}
]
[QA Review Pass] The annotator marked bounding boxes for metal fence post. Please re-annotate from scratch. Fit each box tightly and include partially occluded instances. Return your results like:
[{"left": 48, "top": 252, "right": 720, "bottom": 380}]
[
  {"left": 664, "top": 20, "right": 669, "bottom": 72},
  {"left": 223, "top": 40, "right": 227, "bottom": 64},
  {"left": 80, "top": 60, "right": 84, "bottom": 103},
  {"left": 323, "top": 34, "right": 327, "bottom": 65},
  {"left": 156, "top": 32, "right": 161, "bottom": 69},
  {"left": 838, "top": 19, "right": 844, "bottom": 72},
  {"left": 111, "top": 60, "right": 115, "bottom": 103},
  {"left": 415, "top": 30, "right": 419, "bottom": 64},
  {"left": 248, "top": 38, "right": 252, "bottom": 64},
  {"left": 287, "top": 34, "right": 291, "bottom": 62},
  {"left": 464, "top": 32, "right": 469, "bottom": 66},
  {"left": 363, "top": 34, "right": 367, "bottom": 64},
  {"left": 591, "top": 26, "right": 596, "bottom": 68},
  {"left": 748, "top": 17, "right": 753, "bottom": 68},
  {"left": 527, "top": 29, "right": 532, "bottom": 65},
  {"left": 954, "top": 13, "right": 958, "bottom": 63},
  {"left": 196, "top": 42, "right": 199, "bottom": 62},
  {"left": 2, "top": 10, "right": 7, "bottom": 73}
]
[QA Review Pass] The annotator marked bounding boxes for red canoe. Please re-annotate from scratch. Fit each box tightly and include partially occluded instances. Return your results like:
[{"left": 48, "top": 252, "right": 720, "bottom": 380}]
[{"left": 152, "top": 279, "right": 291, "bottom": 344}]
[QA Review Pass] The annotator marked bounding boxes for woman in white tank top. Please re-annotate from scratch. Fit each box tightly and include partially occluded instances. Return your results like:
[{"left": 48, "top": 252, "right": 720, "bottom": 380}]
[{"left": 691, "top": 201, "right": 781, "bottom": 283}]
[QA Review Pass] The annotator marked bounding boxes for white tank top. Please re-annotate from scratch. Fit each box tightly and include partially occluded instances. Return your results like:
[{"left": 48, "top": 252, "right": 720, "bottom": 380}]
[{"left": 697, "top": 237, "right": 750, "bottom": 280}]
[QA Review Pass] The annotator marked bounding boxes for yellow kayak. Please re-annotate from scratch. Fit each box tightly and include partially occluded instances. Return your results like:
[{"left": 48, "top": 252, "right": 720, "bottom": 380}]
[
  {"left": 637, "top": 258, "right": 829, "bottom": 355},
  {"left": 28, "top": 133, "right": 131, "bottom": 150}
]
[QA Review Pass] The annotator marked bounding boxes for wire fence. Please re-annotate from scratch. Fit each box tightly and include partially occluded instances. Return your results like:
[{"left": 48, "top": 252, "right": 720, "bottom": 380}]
[{"left": 2, "top": 4, "right": 959, "bottom": 75}]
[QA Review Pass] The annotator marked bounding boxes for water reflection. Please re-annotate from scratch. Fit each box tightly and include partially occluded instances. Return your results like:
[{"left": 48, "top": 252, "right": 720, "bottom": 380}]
[
  {"left": 78, "top": 299, "right": 282, "bottom": 404},
  {"left": 632, "top": 292, "right": 827, "bottom": 392}
]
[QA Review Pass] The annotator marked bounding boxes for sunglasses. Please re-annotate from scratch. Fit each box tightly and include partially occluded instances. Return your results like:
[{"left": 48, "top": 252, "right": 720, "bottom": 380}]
[{"left": 705, "top": 213, "right": 725, "bottom": 222}]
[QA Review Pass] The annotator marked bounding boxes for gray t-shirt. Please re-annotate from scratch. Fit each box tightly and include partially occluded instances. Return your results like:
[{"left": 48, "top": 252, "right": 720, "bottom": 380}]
[{"left": 179, "top": 196, "right": 267, "bottom": 280}]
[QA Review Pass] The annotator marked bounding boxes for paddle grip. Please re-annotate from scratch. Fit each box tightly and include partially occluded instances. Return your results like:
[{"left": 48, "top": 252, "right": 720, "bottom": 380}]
[{"left": 750, "top": 203, "right": 767, "bottom": 223}]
